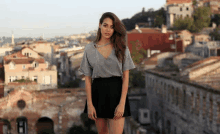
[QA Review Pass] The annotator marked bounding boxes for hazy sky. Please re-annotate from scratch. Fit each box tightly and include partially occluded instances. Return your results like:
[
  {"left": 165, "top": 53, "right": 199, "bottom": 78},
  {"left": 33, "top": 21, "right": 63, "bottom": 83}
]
[{"left": 1, "top": 0, "right": 165, "bottom": 38}]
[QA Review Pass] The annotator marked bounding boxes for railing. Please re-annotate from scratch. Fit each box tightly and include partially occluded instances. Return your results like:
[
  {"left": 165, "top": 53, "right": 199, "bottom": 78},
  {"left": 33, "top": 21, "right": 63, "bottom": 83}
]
[{"left": 124, "top": 117, "right": 147, "bottom": 134}]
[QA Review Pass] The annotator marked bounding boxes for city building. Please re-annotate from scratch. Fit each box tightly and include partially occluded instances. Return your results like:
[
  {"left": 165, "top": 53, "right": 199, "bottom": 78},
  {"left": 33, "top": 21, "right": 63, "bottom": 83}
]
[
  {"left": 3, "top": 47, "right": 57, "bottom": 94},
  {"left": 185, "top": 39, "right": 220, "bottom": 57},
  {"left": 165, "top": 0, "right": 193, "bottom": 28},
  {"left": 145, "top": 55, "right": 220, "bottom": 134},
  {"left": 127, "top": 24, "right": 184, "bottom": 57}
]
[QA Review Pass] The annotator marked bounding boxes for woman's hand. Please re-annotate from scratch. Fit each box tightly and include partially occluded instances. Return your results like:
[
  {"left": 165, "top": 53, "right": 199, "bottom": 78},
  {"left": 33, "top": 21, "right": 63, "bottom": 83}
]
[
  {"left": 113, "top": 103, "right": 125, "bottom": 120},
  {"left": 87, "top": 104, "right": 97, "bottom": 121}
]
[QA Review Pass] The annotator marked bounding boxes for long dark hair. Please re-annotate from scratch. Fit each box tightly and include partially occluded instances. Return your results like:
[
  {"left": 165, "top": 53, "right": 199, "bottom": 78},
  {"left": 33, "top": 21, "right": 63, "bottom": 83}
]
[{"left": 94, "top": 12, "right": 127, "bottom": 64}]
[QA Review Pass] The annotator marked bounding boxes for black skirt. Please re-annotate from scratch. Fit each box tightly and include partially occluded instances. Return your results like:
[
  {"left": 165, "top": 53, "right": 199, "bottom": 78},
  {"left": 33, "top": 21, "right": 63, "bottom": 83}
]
[{"left": 83, "top": 76, "right": 131, "bottom": 119}]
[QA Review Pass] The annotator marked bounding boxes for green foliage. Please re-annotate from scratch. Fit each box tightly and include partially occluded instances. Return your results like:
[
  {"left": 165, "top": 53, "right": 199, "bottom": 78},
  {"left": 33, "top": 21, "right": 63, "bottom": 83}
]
[
  {"left": 129, "top": 69, "right": 145, "bottom": 90},
  {"left": 130, "top": 40, "right": 147, "bottom": 65},
  {"left": 172, "top": 6, "right": 211, "bottom": 33},
  {"left": 13, "top": 78, "right": 32, "bottom": 83},
  {"left": 209, "top": 27, "right": 220, "bottom": 41},
  {"left": 193, "top": 0, "right": 197, "bottom": 6},
  {"left": 59, "top": 78, "right": 81, "bottom": 88},
  {"left": 210, "top": 14, "right": 220, "bottom": 27},
  {"left": 193, "top": 6, "right": 212, "bottom": 30},
  {"left": 154, "top": 7, "right": 166, "bottom": 28}
]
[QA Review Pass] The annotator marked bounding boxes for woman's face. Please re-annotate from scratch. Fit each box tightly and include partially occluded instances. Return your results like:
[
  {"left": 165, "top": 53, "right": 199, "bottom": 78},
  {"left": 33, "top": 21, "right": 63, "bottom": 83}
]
[{"left": 99, "top": 17, "right": 114, "bottom": 39}]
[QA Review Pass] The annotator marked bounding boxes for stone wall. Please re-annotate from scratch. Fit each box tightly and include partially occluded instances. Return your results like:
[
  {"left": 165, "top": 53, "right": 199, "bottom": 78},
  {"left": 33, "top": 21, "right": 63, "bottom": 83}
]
[{"left": 145, "top": 70, "right": 220, "bottom": 134}]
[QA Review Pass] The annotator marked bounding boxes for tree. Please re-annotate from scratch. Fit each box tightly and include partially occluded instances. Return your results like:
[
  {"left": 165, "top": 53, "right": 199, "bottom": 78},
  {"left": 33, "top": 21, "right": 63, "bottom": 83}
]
[
  {"left": 193, "top": 6, "right": 212, "bottom": 31},
  {"left": 192, "top": 0, "right": 197, "bottom": 7},
  {"left": 129, "top": 69, "right": 145, "bottom": 90},
  {"left": 172, "top": 6, "right": 211, "bottom": 33},
  {"left": 154, "top": 7, "right": 166, "bottom": 28},
  {"left": 130, "top": 40, "right": 147, "bottom": 65},
  {"left": 210, "top": 14, "right": 220, "bottom": 27},
  {"left": 209, "top": 27, "right": 220, "bottom": 41},
  {"left": 173, "top": 16, "right": 197, "bottom": 32},
  {"left": 128, "top": 40, "right": 147, "bottom": 90}
]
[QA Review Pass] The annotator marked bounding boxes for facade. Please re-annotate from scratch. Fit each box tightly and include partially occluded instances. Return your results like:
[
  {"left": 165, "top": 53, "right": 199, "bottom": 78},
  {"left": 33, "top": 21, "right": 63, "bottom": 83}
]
[
  {"left": 145, "top": 56, "right": 220, "bottom": 134},
  {"left": 185, "top": 40, "right": 220, "bottom": 58},
  {"left": 173, "top": 30, "right": 193, "bottom": 49},
  {"left": 21, "top": 40, "right": 54, "bottom": 54},
  {"left": 165, "top": 0, "right": 193, "bottom": 28},
  {"left": 3, "top": 47, "right": 57, "bottom": 93},
  {"left": 127, "top": 29, "right": 184, "bottom": 57},
  {"left": 192, "top": 33, "right": 211, "bottom": 42},
  {"left": 57, "top": 52, "right": 70, "bottom": 85},
  {"left": 0, "top": 87, "right": 88, "bottom": 134}
]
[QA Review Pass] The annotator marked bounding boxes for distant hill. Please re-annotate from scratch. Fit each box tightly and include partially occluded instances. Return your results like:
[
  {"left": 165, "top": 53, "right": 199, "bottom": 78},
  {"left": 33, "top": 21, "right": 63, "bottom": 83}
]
[{"left": 121, "top": 7, "right": 166, "bottom": 31}]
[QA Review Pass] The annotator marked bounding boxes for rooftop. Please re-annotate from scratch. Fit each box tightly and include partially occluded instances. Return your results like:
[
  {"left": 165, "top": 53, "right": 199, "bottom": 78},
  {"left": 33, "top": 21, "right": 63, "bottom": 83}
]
[{"left": 147, "top": 56, "right": 220, "bottom": 92}]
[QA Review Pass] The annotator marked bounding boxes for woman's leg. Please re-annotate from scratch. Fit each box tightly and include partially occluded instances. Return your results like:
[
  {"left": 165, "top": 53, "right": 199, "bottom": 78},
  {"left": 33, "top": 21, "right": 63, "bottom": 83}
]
[
  {"left": 108, "top": 117, "right": 125, "bottom": 134},
  {"left": 95, "top": 118, "right": 109, "bottom": 134}
]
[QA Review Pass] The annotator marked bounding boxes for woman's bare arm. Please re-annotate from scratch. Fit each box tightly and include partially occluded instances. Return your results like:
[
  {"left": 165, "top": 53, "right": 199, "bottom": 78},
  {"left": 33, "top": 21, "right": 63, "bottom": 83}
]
[{"left": 85, "top": 76, "right": 93, "bottom": 106}]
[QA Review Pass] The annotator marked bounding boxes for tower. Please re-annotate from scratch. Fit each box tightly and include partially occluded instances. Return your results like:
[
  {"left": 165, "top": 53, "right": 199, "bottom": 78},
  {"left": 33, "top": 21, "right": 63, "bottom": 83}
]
[{"left": 11, "top": 31, "right": 15, "bottom": 45}]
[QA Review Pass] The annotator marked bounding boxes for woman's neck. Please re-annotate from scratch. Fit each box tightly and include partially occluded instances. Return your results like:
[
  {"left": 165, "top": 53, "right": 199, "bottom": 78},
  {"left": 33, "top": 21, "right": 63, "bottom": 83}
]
[{"left": 98, "top": 36, "right": 111, "bottom": 45}]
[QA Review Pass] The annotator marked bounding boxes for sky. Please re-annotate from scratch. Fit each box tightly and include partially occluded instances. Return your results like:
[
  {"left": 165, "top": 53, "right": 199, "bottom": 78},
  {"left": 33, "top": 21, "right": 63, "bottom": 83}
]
[{"left": 0, "top": 0, "right": 165, "bottom": 39}]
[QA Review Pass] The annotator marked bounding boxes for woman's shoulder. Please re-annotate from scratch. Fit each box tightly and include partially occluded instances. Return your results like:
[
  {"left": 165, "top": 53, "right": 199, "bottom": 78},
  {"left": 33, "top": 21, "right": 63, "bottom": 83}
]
[{"left": 84, "top": 41, "right": 95, "bottom": 51}]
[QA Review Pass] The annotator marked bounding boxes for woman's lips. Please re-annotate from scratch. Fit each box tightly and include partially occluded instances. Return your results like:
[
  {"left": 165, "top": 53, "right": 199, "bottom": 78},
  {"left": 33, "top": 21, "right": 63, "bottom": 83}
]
[{"left": 105, "top": 33, "right": 110, "bottom": 36}]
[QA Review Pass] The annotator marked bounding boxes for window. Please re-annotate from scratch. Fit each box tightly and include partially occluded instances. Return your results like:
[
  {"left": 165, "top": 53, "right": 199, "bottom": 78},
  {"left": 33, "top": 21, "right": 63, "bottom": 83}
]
[
  {"left": 176, "top": 88, "right": 179, "bottom": 106},
  {"left": 22, "top": 76, "right": 25, "bottom": 79},
  {"left": 23, "top": 65, "right": 25, "bottom": 69},
  {"left": 172, "top": 86, "right": 175, "bottom": 104},
  {"left": 169, "top": 34, "right": 173, "bottom": 40},
  {"left": 174, "top": 127, "right": 177, "bottom": 134},
  {"left": 171, "top": 44, "right": 176, "bottom": 49},
  {"left": 33, "top": 76, "right": 38, "bottom": 82},
  {"left": 9, "top": 63, "right": 15, "bottom": 69},
  {"left": 217, "top": 102, "right": 220, "bottom": 124},
  {"left": 183, "top": 89, "right": 186, "bottom": 109},
  {"left": 144, "top": 112, "right": 148, "bottom": 118},
  {"left": 210, "top": 98, "right": 213, "bottom": 122},
  {"left": 180, "top": 7, "right": 182, "bottom": 11},
  {"left": 9, "top": 76, "right": 11, "bottom": 82},
  {"left": 33, "top": 62, "right": 39, "bottom": 68},
  {"left": 164, "top": 83, "right": 166, "bottom": 100},
  {"left": 30, "top": 53, "right": 31, "bottom": 56},
  {"left": 168, "top": 85, "right": 170, "bottom": 102},
  {"left": 191, "top": 92, "right": 194, "bottom": 113}
]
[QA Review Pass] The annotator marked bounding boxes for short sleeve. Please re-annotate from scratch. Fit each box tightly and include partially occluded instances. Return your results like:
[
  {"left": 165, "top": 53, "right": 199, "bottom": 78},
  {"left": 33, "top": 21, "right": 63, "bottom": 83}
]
[
  {"left": 78, "top": 50, "right": 93, "bottom": 76},
  {"left": 122, "top": 46, "right": 136, "bottom": 72}
]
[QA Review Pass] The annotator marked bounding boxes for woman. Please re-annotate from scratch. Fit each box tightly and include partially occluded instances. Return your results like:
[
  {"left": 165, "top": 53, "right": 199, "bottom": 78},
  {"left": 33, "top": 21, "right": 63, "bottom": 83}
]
[{"left": 79, "top": 12, "right": 135, "bottom": 134}]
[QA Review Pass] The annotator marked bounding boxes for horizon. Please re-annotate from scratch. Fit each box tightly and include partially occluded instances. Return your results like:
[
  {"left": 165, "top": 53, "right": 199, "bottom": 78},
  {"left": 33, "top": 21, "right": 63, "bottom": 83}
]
[{"left": 0, "top": 0, "right": 165, "bottom": 39}]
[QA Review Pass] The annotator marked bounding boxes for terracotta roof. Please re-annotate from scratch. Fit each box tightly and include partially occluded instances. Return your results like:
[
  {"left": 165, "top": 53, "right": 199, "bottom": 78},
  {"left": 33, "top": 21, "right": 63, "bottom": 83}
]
[
  {"left": 166, "top": 0, "right": 192, "bottom": 5},
  {"left": 4, "top": 51, "right": 27, "bottom": 59},
  {"left": 185, "top": 56, "right": 220, "bottom": 69},
  {"left": 128, "top": 28, "right": 161, "bottom": 33},
  {"left": 4, "top": 58, "right": 45, "bottom": 64},
  {"left": 21, "top": 46, "right": 43, "bottom": 57},
  {"left": 60, "top": 52, "right": 67, "bottom": 56}
]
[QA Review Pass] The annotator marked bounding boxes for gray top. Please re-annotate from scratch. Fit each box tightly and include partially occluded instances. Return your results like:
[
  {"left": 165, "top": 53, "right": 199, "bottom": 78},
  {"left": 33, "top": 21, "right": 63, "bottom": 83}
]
[{"left": 78, "top": 41, "right": 136, "bottom": 80}]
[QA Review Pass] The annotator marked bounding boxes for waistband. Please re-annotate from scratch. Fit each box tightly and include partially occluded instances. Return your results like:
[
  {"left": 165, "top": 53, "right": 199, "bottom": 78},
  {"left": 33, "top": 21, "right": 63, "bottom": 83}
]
[{"left": 93, "top": 76, "right": 122, "bottom": 80}]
